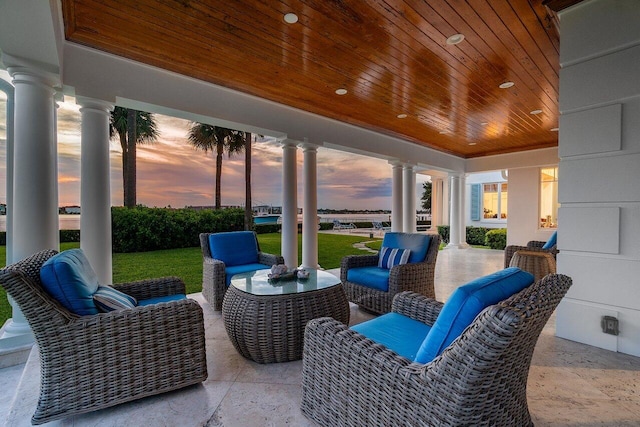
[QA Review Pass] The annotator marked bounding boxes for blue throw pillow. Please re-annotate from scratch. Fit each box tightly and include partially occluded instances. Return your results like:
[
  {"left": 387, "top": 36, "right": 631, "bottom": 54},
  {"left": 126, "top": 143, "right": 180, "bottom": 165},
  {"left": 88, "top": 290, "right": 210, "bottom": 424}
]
[
  {"left": 209, "top": 231, "right": 259, "bottom": 267},
  {"left": 381, "top": 233, "right": 431, "bottom": 263},
  {"left": 414, "top": 267, "right": 534, "bottom": 364},
  {"left": 93, "top": 285, "right": 137, "bottom": 312},
  {"left": 378, "top": 246, "right": 411, "bottom": 269},
  {"left": 542, "top": 231, "right": 557, "bottom": 249},
  {"left": 40, "top": 249, "right": 100, "bottom": 316}
]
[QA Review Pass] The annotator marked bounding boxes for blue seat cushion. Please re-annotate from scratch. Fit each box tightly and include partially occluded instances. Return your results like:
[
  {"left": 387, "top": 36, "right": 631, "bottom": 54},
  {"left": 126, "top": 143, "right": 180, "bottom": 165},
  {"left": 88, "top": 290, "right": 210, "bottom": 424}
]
[
  {"left": 346, "top": 266, "right": 390, "bottom": 292},
  {"left": 39, "top": 249, "right": 100, "bottom": 316},
  {"left": 351, "top": 313, "right": 432, "bottom": 360},
  {"left": 209, "top": 231, "right": 259, "bottom": 267},
  {"left": 414, "top": 267, "right": 534, "bottom": 364},
  {"left": 137, "top": 294, "right": 187, "bottom": 306},
  {"left": 225, "top": 263, "right": 269, "bottom": 285},
  {"left": 542, "top": 231, "right": 557, "bottom": 249},
  {"left": 382, "top": 232, "right": 431, "bottom": 263}
]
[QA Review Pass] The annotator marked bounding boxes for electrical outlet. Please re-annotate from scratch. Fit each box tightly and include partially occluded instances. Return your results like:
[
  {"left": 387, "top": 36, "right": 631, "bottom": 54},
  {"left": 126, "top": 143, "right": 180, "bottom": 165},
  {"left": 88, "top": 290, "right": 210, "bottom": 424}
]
[{"left": 601, "top": 316, "right": 619, "bottom": 336}]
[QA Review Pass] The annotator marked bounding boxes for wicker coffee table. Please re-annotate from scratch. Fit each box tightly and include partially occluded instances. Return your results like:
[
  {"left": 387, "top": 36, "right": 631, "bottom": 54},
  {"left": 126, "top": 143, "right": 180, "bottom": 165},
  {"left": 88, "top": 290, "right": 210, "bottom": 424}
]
[{"left": 222, "top": 269, "right": 350, "bottom": 363}]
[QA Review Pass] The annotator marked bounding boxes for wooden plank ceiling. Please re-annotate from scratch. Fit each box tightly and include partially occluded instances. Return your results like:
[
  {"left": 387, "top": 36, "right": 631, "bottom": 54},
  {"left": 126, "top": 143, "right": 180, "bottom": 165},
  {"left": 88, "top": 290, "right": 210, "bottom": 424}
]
[{"left": 61, "top": 0, "right": 561, "bottom": 158}]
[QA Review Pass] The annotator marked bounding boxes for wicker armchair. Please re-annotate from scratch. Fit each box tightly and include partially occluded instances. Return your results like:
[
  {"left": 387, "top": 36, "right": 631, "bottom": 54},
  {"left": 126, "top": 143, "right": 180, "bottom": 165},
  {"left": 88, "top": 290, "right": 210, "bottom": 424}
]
[
  {"left": 301, "top": 273, "right": 572, "bottom": 427},
  {"left": 200, "top": 231, "right": 284, "bottom": 310},
  {"left": 504, "top": 239, "right": 558, "bottom": 268},
  {"left": 341, "top": 233, "right": 440, "bottom": 314},
  {"left": 0, "top": 250, "right": 208, "bottom": 425}
]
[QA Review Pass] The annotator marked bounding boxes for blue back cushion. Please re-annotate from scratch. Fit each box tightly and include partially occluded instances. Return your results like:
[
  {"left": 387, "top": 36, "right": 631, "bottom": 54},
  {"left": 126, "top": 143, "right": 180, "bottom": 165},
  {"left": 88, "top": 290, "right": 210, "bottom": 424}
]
[
  {"left": 40, "top": 249, "right": 99, "bottom": 316},
  {"left": 209, "top": 231, "right": 259, "bottom": 266},
  {"left": 346, "top": 266, "right": 390, "bottom": 291},
  {"left": 351, "top": 313, "right": 432, "bottom": 361},
  {"left": 542, "top": 231, "right": 557, "bottom": 249},
  {"left": 378, "top": 247, "right": 411, "bottom": 269},
  {"left": 381, "top": 233, "right": 431, "bottom": 263},
  {"left": 414, "top": 267, "right": 534, "bottom": 364}
]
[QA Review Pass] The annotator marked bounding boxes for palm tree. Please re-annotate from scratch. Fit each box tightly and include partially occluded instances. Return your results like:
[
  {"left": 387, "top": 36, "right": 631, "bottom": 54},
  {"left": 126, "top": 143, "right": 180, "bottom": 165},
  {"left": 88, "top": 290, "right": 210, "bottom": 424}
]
[
  {"left": 109, "top": 107, "right": 159, "bottom": 207},
  {"left": 187, "top": 123, "right": 245, "bottom": 210}
]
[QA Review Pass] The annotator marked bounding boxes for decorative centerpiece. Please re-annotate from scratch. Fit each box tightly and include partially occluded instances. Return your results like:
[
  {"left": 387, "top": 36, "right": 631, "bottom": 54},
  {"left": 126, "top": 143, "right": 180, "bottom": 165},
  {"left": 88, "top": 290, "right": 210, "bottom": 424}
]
[
  {"left": 297, "top": 268, "right": 310, "bottom": 279},
  {"left": 268, "top": 264, "right": 296, "bottom": 281}
]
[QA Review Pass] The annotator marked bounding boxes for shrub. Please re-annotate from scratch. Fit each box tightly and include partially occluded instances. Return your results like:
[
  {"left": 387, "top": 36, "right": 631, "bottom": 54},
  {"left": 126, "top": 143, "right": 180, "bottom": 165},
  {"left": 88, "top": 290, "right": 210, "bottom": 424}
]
[
  {"left": 437, "top": 225, "right": 450, "bottom": 243},
  {"left": 485, "top": 228, "right": 507, "bottom": 250},
  {"left": 466, "top": 226, "right": 488, "bottom": 246},
  {"left": 111, "top": 206, "right": 245, "bottom": 252}
]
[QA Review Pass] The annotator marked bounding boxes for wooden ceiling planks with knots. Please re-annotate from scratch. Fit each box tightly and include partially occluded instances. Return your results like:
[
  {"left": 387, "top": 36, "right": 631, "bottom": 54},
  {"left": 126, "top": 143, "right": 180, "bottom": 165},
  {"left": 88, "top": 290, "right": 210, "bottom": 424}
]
[{"left": 61, "top": 0, "right": 561, "bottom": 158}]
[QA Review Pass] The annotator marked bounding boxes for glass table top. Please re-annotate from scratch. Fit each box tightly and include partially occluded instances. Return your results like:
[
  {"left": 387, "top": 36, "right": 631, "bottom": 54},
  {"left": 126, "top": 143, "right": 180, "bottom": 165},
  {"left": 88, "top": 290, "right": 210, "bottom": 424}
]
[{"left": 230, "top": 269, "right": 341, "bottom": 296}]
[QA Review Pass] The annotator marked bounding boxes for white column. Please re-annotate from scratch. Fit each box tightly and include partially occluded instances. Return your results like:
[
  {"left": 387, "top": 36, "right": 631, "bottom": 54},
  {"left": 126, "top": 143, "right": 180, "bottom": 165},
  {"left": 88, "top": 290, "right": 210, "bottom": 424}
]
[
  {"left": 459, "top": 174, "right": 468, "bottom": 247},
  {"left": 300, "top": 143, "right": 319, "bottom": 269},
  {"left": 281, "top": 140, "right": 298, "bottom": 268},
  {"left": 0, "top": 60, "right": 60, "bottom": 350},
  {"left": 431, "top": 177, "right": 442, "bottom": 229},
  {"left": 390, "top": 162, "right": 403, "bottom": 232},
  {"left": 442, "top": 176, "right": 450, "bottom": 226},
  {"left": 402, "top": 164, "right": 416, "bottom": 232},
  {"left": 78, "top": 97, "right": 114, "bottom": 285},
  {"left": 447, "top": 173, "right": 468, "bottom": 248},
  {"left": 0, "top": 79, "right": 15, "bottom": 264}
]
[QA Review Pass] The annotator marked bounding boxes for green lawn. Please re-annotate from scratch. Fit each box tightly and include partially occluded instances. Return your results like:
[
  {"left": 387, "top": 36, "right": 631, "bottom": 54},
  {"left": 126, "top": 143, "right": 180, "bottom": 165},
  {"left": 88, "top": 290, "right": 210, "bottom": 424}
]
[{"left": 0, "top": 233, "right": 380, "bottom": 325}]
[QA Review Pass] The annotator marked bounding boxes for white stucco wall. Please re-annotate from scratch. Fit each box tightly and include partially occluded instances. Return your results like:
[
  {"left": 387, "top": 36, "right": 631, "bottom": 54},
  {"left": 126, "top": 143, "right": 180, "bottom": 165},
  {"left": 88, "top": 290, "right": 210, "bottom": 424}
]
[{"left": 555, "top": 0, "right": 640, "bottom": 356}]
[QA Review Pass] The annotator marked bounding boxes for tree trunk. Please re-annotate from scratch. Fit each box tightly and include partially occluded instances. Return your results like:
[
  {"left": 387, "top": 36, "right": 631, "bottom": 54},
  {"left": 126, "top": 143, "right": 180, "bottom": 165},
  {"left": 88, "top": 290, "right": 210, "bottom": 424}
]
[
  {"left": 120, "top": 132, "right": 128, "bottom": 204},
  {"left": 215, "top": 142, "right": 223, "bottom": 210},
  {"left": 244, "top": 133, "right": 252, "bottom": 230},
  {"left": 125, "top": 109, "right": 137, "bottom": 208}
]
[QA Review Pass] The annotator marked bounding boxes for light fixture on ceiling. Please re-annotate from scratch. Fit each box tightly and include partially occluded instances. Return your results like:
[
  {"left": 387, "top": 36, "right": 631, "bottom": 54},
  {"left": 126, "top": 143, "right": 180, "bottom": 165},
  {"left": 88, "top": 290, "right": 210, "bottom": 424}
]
[
  {"left": 284, "top": 13, "right": 298, "bottom": 24},
  {"left": 480, "top": 122, "right": 489, "bottom": 126},
  {"left": 397, "top": 113, "right": 408, "bottom": 119},
  {"left": 530, "top": 109, "right": 543, "bottom": 115},
  {"left": 499, "top": 81, "right": 515, "bottom": 89},
  {"left": 446, "top": 33, "right": 465, "bottom": 45},
  {"left": 469, "top": 142, "right": 477, "bottom": 146},
  {"left": 335, "top": 88, "right": 347, "bottom": 95},
  {"left": 439, "top": 130, "right": 448, "bottom": 134},
  {"left": 550, "top": 127, "right": 559, "bottom": 132}
]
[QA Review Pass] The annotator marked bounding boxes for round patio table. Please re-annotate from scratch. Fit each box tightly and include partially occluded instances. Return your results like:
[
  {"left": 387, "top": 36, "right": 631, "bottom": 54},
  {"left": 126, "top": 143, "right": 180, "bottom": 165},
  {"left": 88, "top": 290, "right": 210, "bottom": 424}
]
[{"left": 222, "top": 269, "right": 350, "bottom": 363}]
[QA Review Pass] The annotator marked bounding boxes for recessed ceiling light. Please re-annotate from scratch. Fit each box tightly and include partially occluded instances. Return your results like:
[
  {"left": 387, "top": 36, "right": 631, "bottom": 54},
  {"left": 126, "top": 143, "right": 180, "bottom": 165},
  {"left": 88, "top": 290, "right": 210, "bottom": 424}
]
[
  {"left": 446, "top": 34, "right": 465, "bottom": 45},
  {"left": 397, "top": 113, "right": 408, "bottom": 119},
  {"left": 284, "top": 13, "right": 298, "bottom": 24},
  {"left": 480, "top": 122, "right": 489, "bottom": 126},
  {"left": 499, "top": 81, "right": 515, "bottom": 89},
  {"left": 439, "top": 130, "right": 448, "bottom": 134},
  {"left": 530, "top": 109, "right": 543, "bottom": 115},
  {"left": 469, "top": 142, "right": 477, "bottom": 146},
  {"left": 550, "top": 127, "right": 559, "bottom": 132},
  {"left": 335, "top": 88, "right": 347, "bottom": 95}
]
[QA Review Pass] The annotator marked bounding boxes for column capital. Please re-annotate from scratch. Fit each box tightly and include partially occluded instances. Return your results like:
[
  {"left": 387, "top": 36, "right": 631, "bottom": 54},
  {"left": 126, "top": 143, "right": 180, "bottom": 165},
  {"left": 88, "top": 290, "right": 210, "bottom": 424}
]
[
  {"left": 388, "top": 160, "right": 404, "bottom": 168},
  {"left": 76, "top": 96, "right": 114, "bottom": 114},
  {"left": 3, "top": 53, "right": 60, "bottom": 89},
  {"left": 278, "top": 138, "right": 299, "bottom": 148},
  {"left": 299, "top": 142, "right": 320, "bottom": 151}
]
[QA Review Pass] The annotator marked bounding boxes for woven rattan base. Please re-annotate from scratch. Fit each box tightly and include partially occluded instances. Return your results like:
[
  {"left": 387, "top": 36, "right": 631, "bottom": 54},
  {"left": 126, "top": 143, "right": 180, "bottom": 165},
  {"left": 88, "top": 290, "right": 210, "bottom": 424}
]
[{"left": 222, "top": 283, "right": 349, "bottom": 363}]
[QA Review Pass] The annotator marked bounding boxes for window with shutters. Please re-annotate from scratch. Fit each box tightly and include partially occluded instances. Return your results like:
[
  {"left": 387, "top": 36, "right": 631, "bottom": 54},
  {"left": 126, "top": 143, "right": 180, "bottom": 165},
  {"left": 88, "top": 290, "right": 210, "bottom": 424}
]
[
  {"left": 540, "top": 167, "right": 559, "bottom": 228},
  {"left": 482, "top": 182, "right": 508, "bottom": 220}
]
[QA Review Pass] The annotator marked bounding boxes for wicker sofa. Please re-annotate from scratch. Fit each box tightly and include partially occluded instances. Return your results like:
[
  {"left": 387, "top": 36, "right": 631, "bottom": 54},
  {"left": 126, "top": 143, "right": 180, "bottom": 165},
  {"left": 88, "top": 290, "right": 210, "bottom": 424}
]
[
  {"left": 301, "top": 272, "right": 572, "bottom": 426},
  {"left": 504, "top": 231, "right": 558, "bottom": 268},
  {"left": 200, "top": 231, "right": 284, "bottom": 310},
  {"left": 341, "top": 232, "right": 441, "bottom": 314},
  {"left": 0, "top": 250, "right": 208, "bottom": 425}
]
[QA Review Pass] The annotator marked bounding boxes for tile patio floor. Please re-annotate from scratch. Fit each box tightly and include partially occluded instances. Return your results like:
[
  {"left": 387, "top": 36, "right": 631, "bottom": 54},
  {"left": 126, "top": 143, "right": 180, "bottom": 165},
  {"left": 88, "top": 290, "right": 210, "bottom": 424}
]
[{"left": 2, "top": 246, "right": 640, "bottom": 426}]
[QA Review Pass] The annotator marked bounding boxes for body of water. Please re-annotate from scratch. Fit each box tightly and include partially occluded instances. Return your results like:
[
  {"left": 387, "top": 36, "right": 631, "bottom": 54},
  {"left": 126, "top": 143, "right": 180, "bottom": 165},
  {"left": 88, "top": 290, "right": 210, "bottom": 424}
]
[{"left": 0, "top": 215, "right": 81, "bottom": 232}]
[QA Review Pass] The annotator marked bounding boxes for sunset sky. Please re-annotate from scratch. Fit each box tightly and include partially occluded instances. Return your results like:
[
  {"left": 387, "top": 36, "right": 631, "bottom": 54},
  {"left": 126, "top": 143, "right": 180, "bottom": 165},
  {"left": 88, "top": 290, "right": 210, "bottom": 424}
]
[{"left": 0, "top": 77, "right": 429, "bottom": 210}]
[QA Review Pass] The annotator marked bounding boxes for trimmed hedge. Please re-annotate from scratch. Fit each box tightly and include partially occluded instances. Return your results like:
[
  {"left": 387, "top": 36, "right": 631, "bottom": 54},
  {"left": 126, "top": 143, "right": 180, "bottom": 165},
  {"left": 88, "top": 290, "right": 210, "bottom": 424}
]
[
  {"left": 112, "top": 206, "right": 245, "bottom": 253},
  {"left": 485, "top": 228, "right": 507, "bottom": 250},
  {"left": 0, "top": 230, "right": 81, "bottom": 245},
  {"left": 436, "top": 225, "right": 506, "bottom": 249}
]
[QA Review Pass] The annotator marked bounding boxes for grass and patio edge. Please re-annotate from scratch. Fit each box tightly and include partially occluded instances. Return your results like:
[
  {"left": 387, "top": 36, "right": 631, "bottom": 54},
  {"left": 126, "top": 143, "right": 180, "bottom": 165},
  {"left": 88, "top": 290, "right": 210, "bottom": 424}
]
[{"left": 0, "top": 233, "right": 380, "bottom": 325}]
